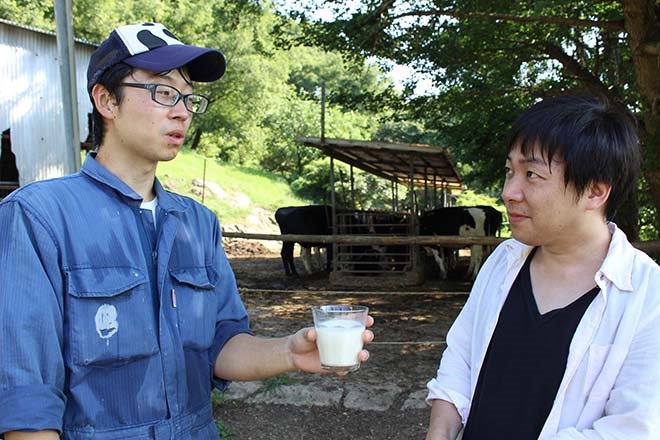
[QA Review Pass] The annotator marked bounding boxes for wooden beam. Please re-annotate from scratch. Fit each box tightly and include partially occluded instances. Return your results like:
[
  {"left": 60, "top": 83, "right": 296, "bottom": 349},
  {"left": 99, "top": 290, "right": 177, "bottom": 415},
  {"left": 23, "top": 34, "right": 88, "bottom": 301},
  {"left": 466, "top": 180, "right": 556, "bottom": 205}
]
[{"left": 223, "top": 231, "right": 660, "bottom": 253}]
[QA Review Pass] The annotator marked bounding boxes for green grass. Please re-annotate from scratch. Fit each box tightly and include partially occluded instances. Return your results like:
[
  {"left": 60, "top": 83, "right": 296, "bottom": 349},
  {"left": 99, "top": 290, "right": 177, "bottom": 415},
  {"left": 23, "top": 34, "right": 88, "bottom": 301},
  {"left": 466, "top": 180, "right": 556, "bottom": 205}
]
[{"left": 157, "top": 149, "right": 309, "bottom": 225}]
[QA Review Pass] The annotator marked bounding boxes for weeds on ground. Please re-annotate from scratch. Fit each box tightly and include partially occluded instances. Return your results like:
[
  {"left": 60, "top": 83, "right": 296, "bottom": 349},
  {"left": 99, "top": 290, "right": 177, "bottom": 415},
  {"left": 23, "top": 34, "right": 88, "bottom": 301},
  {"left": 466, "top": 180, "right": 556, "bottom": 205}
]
[
  {"left": 215, "top": 420, "right": 233, "bottom": 439},
  {"left": 212, "top": 390, "right": 234, "bottom": 438},
  {"left": 211, "top": 389, "right": 226, "bottom": 406},
  {"left": 261, "top": 375, "right": 299, "bottom": 392}
]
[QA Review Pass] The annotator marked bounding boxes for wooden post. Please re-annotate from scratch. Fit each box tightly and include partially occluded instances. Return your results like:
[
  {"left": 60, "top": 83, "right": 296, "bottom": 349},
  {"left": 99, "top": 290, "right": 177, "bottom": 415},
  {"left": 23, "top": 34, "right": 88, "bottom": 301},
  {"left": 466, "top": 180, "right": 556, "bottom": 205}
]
[
  {"left": 330, "top": 155, "right": 337, "bottom": 271},
  {"left": 409, "top": 162, "right": 415, "bottom": 214},
  {"left": 320, "top": 83, "right": 326, "bottom": 143},
  {"left": 202, "top": 157, "right": 207, "bottom": 205},
  {"left": 424, "top": 166, "right": 428, "bottom": 210},
  {"left": 350, "top": 165, "right": 355, "bottom": 209}
]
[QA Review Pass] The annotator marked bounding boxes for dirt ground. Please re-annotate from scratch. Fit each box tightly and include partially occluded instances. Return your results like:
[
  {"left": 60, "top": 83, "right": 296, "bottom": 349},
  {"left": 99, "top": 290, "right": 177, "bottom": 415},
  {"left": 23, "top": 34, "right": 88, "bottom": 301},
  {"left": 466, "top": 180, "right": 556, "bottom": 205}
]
[{"left": 215, "top": 238, "right": 471, "bottom": 439}]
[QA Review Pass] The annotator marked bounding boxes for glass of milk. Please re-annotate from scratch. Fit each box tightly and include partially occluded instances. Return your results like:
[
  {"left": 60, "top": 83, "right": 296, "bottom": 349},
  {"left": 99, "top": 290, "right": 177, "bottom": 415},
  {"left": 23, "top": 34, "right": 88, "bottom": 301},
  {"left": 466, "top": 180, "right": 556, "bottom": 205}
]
[{"left": 312, "top": 305, "right": 369, "bottom": 372}]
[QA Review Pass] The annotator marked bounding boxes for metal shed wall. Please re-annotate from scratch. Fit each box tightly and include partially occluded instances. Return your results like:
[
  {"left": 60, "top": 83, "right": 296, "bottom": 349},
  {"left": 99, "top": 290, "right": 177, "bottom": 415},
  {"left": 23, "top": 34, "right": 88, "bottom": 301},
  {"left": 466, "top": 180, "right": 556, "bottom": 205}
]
[{"left": 0, "top": 21, "right": 95, "bottom": 185}]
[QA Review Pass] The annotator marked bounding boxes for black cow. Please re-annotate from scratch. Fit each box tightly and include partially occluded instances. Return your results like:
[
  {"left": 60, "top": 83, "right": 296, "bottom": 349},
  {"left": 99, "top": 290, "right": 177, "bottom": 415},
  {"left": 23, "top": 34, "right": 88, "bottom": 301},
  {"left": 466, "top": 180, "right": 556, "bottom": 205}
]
[
  {"left": 419, "top": 205, "right": 502, "bottom": 280},
  {"left": 274, "top": 205, "right": 333, "bottom": 277}
]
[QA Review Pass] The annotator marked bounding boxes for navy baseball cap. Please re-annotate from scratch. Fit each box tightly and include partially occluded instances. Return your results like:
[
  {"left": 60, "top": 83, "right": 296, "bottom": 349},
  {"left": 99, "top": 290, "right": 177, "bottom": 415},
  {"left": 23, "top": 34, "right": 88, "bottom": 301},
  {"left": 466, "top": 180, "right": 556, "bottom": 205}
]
[{"left": 87, "top": 22, "right": 226, "bottom": 94}]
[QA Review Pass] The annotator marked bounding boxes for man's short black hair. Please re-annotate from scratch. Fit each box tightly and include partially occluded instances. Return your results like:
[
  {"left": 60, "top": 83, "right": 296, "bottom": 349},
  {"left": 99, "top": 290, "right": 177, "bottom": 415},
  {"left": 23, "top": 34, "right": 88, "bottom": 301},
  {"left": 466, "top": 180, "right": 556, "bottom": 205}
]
[
  {"left": 506, "top": 95, "right": 642, "bottom": 221},
  {"left": 91, "top": 63, "right": 134, "bottom": 149}
]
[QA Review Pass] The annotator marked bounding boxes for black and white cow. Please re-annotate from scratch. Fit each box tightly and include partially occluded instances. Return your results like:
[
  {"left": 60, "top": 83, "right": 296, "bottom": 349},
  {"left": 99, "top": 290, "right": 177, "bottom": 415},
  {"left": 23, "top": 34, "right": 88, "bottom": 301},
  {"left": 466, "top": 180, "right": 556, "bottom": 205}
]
[
  {"left": 274, "top": 205, "right": 333, "bottom": 277},
  {"left": 419, "top": 205, "right": 502, "bottom": 280}
]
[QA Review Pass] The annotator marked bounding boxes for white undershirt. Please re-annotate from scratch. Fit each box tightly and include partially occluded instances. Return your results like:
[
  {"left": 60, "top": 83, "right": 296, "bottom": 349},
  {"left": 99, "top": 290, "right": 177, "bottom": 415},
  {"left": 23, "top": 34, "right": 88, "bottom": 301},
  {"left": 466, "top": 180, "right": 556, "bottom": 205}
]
[{"left": 140, "top": 197, "right": 158, "bottom": 224}]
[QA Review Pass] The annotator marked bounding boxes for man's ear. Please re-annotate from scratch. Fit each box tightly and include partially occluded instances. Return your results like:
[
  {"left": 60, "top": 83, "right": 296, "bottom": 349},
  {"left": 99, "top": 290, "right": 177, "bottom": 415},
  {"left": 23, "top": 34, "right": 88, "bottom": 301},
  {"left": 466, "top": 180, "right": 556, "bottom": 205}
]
[
  {"left": 91, "top": 84, "right": 118, "bottom": 119},
  {"left": 585, "top": 181, "right": 612, "bottom": 212}
]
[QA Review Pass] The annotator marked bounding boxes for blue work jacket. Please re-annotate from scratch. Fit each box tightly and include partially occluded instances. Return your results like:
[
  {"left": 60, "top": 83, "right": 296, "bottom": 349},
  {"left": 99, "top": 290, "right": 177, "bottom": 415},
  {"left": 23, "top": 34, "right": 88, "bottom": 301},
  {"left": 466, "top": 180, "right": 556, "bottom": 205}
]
[{"left": 0, "top": 155, "right": 251, "bottom": 438}]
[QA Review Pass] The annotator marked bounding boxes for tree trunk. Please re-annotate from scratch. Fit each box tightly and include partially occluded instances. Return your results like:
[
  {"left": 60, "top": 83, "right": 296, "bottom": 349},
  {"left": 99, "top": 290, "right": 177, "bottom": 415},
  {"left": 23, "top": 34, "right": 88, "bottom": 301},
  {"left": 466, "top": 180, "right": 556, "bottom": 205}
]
[
  {"left": 190, "top": 128, "right": 202, "bottom": 150},
  {"left": 622, "top": 0, "right": 660, "bottom": 235},
  {"left": 613, "top": 192, "right": 639, "bottom": 240}
]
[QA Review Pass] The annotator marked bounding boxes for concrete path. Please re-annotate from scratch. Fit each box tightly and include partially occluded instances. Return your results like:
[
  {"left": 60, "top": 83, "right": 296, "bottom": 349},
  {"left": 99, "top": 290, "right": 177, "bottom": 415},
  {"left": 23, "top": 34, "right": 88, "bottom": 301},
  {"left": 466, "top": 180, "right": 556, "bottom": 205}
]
[{"left": 222, "top": 379, "right": 428, "bottom": 412}]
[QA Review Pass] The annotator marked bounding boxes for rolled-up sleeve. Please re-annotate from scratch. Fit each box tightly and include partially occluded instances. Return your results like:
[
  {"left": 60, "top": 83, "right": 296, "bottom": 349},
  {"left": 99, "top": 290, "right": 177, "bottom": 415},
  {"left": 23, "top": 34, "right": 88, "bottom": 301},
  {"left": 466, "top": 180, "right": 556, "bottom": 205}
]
[
  {"left": 209, "top": 222, "right": 252, "bottom": 391},
  {"left": 0, "top": 200, "right": 66, "bottom": 433}
]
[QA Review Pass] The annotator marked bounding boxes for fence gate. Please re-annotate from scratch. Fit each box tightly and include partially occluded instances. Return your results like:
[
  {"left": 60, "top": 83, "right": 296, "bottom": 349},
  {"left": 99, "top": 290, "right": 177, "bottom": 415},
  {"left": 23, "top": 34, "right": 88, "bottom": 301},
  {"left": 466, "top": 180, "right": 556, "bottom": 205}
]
[{"left": 330, "top": 210, "right": 424, "bottom": 287}]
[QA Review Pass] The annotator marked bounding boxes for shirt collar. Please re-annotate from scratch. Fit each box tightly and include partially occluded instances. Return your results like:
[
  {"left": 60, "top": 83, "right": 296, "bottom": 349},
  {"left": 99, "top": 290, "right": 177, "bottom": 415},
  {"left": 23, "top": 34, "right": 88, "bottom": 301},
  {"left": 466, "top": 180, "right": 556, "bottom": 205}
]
[
  {"left": 599, "top": 222, "right": 635, "bottom": 292},
  {"left": 503, "top": 222, "right": 636, "bottom": 293},
  {"left": 81, "top": 153, "right": 187, "bottom": 213}
]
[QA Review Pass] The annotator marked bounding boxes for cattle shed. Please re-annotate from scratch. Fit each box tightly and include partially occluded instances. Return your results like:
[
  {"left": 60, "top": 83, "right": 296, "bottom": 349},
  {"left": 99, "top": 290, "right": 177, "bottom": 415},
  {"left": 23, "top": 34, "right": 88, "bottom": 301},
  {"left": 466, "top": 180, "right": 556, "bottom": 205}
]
[
  {"left": 1, "top": 19, "right": 95, "bottom": 191},
  {"left": 295, "top": 136, "right": 464, "bottom": 287},
  {"left": 296, "top": 136, "right": 463, "bottom": 209}
]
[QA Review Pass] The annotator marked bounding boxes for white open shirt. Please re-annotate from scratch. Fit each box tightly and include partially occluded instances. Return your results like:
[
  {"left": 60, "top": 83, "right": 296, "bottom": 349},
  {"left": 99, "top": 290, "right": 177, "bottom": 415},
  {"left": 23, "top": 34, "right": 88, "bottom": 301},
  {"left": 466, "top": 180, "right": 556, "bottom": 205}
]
[{"left": 427, "top": 223, "right": 660, "bottom": 439}]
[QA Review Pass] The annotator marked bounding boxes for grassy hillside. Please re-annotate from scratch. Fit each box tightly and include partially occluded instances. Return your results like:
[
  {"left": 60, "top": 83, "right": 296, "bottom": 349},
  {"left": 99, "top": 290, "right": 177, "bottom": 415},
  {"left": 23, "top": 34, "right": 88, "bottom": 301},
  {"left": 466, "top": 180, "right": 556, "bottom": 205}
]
[{"left": 157, "top": 149, "right": 309, "bottom": 226}]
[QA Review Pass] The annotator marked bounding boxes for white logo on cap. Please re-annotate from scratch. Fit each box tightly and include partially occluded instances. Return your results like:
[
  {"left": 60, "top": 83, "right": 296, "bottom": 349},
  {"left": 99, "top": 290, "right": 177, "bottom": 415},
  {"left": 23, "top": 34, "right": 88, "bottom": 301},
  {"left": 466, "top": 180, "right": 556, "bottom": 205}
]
[{"left": 114, "top": 23, "right": 183, "bottom": 56}]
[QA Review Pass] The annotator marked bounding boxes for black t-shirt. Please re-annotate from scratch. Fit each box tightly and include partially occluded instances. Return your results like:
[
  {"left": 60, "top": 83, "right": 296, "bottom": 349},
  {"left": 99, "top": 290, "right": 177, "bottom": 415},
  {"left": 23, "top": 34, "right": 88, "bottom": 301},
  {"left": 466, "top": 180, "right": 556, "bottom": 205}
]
[{"left": 462, "top": 248, "right": 599, "bottom": 440}]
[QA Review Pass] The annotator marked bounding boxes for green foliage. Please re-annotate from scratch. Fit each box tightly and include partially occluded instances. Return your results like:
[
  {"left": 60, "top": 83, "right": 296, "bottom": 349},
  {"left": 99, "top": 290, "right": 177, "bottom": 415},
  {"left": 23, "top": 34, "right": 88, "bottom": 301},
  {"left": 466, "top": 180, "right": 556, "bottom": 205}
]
[
  {"left": 0, "top": 0, "right": 54, "bottom": 30},
  {"left": 4, "top": 0, "right": 508, "bottom": 211},
  {"left": 454, "top": 189, "right": 501, "bottom": 208},
  {"left": 290, "top": 157, "right": 394, "bottom": 209},
  {"left": 281, "top": 0, "right": 657, "bottom": 237},
  {"left": 639, "top": 178, "right": 659, "bottom": 241}
]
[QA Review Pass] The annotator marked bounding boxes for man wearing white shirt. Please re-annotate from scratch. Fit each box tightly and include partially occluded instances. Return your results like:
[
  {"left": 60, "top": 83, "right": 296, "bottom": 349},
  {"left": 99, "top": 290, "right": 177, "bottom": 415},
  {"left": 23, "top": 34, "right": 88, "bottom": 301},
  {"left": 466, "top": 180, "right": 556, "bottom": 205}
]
[{"left": 426, "top": 95, "right": 660, "bottom": 439}]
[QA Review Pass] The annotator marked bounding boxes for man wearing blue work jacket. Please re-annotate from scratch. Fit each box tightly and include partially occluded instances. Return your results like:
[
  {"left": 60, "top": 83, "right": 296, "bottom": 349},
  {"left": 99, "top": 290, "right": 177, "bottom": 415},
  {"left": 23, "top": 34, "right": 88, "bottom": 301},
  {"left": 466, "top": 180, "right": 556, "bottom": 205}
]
[{"left": 0, "top": 22, "right": 374, "bottom": 439}]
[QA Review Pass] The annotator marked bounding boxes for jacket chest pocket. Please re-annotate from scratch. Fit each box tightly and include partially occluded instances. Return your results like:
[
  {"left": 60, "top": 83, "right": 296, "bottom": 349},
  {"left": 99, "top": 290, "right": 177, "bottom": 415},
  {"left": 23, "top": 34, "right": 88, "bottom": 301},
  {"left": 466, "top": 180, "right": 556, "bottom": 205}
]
[
  {"left": 65, "top": 267, "right": 160, "bottom": 366},
  {"left": 170, "top": 266, "right": 219, "bottom": 350}
]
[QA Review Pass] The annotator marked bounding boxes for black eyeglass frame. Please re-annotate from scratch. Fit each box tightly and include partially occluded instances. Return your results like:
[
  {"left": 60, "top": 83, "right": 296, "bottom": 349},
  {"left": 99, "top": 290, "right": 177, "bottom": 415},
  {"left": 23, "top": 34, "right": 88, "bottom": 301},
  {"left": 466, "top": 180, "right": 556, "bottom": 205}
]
[{"left": 118, "top": 82, "right": 210, "bottom": 114}]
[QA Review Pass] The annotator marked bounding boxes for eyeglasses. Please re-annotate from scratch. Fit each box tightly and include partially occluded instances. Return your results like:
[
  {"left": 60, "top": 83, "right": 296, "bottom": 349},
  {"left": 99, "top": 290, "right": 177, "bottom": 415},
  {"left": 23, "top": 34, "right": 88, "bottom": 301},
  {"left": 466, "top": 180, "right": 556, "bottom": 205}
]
[{"left": 119, "top": 83, "right": 210, "bottom": 114}]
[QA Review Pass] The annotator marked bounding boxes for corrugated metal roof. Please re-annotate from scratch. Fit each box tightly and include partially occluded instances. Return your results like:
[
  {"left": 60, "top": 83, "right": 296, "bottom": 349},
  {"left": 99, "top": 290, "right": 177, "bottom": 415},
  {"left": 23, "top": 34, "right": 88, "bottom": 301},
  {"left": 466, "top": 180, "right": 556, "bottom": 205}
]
[
  {"left": 0, "top": 18, "right": 98, "bottom": 47},
  {"left": 296, "top": 136, "right": 464, "bottom": 191}
]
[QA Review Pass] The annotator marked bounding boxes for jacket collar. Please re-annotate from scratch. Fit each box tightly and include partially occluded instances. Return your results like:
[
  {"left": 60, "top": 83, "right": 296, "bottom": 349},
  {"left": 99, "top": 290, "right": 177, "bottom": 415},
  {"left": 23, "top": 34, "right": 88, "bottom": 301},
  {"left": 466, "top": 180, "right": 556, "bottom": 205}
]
[{"left": 80, "top": 153, "right": 187, "bottom": 213}]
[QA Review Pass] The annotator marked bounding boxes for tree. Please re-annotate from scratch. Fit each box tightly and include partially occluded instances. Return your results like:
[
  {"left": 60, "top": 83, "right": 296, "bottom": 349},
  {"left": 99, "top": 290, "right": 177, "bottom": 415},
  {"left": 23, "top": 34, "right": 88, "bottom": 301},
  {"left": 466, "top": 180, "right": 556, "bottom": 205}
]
[
  {"left": 283, "top": 0, "right": 660, "bottom": 239},
  {"left": 1, "top": 1, "right": 412, "bottom": 206}
]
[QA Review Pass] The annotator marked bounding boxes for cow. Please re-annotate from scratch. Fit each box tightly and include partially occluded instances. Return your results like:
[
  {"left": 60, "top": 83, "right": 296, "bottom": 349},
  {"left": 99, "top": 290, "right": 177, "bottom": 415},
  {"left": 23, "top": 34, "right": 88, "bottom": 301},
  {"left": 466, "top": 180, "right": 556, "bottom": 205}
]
[
  {"left": 419, "top": 205, "right": 502, "bottom": 280},
  {"left": 274, "top": 205, "right": 333, "bottom": 277}
]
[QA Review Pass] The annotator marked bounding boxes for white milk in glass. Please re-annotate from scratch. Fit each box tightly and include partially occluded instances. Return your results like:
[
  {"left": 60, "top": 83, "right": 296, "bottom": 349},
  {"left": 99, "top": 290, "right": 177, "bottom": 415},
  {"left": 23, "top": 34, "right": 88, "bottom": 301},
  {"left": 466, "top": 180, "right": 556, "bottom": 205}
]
[{"left": 316, "top": 319, "right": 364, "bottom": 367}]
